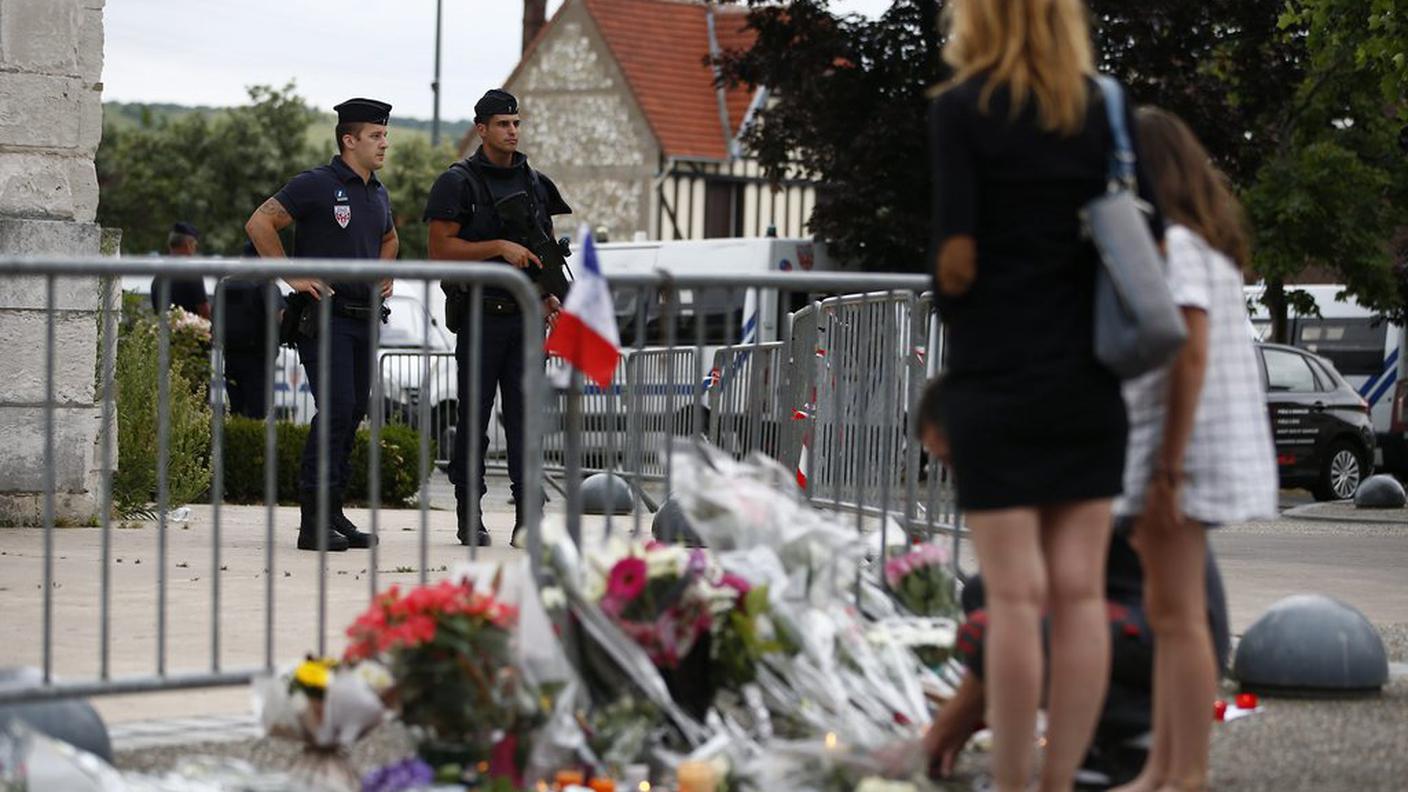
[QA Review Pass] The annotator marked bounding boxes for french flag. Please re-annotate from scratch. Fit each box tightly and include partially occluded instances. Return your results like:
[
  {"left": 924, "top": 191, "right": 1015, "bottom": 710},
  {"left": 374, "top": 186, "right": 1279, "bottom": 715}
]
[{"left": 545, "top": 227, "right": 620, "bottom": 387}]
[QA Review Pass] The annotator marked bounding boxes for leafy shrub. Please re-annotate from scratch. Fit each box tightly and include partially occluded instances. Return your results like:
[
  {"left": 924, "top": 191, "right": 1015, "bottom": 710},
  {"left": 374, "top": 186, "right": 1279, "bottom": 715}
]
[
  {"left": 112, "top": 315, "right": 213, "bottom": 513},
  {"left": 221, "top": 416, "right": 423, "bottom": 506}
]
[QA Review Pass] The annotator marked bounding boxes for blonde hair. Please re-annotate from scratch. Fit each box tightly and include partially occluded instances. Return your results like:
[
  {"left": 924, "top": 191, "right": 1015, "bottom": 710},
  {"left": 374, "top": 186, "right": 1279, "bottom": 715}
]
[{"left": 940, "top": 0, "right": 1095, "bottom": 135}]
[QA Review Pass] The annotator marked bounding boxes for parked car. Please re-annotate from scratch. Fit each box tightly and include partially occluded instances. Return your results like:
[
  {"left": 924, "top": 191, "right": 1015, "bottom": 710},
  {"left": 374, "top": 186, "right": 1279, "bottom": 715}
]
[
  {"left": 1246, "top": 284, "right": 1405, "bottom": 476},
  {"left": 1258, "top": 342, "right": 1376, "bottom": 501}
]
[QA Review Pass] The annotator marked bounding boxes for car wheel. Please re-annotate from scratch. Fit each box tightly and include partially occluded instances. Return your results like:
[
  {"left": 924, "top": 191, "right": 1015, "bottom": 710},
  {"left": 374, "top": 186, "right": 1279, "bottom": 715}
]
[{"left": 1313, "top": 439, "right": 1366, "bottom": 501}]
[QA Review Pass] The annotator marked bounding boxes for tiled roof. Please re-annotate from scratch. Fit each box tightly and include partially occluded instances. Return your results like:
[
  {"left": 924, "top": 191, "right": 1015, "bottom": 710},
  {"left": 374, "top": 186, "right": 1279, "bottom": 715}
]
[{"left": 582, "top": 0, "right": 756, "bottom": 160}]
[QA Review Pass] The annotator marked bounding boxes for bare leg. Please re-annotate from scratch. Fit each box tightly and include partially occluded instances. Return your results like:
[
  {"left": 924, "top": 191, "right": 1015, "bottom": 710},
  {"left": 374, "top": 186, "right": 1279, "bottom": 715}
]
[
  {"left": 1141, "top": 519, "right": 1213, "bottom": 792},
  {"left": 1110, "top": 676, "right": 1170, "bottom": 792},
  {"left": 968, "top": 508, "right": 1045, "bottom": 792},
  {"left": 1036, "top": 499, "right": 1114, "bottom": 792}
]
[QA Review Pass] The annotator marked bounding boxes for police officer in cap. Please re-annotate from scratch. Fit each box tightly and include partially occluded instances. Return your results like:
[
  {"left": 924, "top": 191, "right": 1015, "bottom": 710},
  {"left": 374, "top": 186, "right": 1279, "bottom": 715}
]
[
  {"left": 425, "top": 88, "right": 571, "bottom": 548},
  {"left": 152, "top": 222, "right": 211, "bottom": 319},
  {"left": 245, "top": 98, "right": 398, "bottom": 552},
  {"left": 215, "top": 242, "right": 278, "bottom": 420}
]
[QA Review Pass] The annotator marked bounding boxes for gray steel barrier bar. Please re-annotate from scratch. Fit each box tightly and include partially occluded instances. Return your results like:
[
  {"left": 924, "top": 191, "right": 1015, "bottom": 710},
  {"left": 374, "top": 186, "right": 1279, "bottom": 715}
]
[
  {"left": 0, "top": 257, "right": 542, "bottom": 705},
  {"left": 2, "top": 260, "right": 954, "bottom": 705}
]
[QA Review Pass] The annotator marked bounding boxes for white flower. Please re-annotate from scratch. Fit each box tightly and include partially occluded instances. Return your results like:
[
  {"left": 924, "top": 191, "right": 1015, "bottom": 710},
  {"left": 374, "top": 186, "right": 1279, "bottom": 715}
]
[
  {"left": 540, "top": 586, "right": 567, "bottom": 610},
  {"left": 352, "top": 660, "right": 393, "bottom": 694},
  {"left": 855, "top": 778, "right": 917, "bottom": 792},
  {"left": 645, "top": 545, "right": 688, "bottom": 579}
]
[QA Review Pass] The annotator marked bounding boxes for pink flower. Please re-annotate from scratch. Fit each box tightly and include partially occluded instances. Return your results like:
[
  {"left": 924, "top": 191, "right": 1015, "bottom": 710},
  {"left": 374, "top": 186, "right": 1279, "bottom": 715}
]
[
  {"left": 607, "top": 557, "right": 648, "bottom": 601},
  {"left": 720, "top": 573, "right": 752, "bottom": 603}
]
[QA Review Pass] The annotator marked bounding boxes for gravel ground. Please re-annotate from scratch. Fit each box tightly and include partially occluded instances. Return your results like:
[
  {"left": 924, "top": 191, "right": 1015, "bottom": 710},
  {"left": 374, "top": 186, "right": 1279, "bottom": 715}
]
[
  {"left": 930, "top": 624, "right": 1408, "bottom": 791},
  {"left": 114, "top": 721, "right": 417, "bottom": 779}
]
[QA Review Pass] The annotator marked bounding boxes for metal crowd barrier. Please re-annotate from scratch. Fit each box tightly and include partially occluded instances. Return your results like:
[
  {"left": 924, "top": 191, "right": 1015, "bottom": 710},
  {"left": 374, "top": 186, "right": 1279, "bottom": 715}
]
[{"left": 0, "top": 258, "right": 956, "bottom": 706}]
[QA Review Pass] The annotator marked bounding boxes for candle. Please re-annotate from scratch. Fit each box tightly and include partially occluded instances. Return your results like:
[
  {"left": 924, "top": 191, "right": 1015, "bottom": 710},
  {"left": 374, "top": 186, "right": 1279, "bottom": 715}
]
[{"left": 676, "top": 761, "right": 716, "bottom": 792}]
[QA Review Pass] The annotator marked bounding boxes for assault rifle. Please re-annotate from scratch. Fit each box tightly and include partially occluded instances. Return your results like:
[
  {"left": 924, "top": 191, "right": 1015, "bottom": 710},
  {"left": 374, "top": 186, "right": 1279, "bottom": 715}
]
[{"left": 495, "top": 190, "right": 572, "bottom": 300}]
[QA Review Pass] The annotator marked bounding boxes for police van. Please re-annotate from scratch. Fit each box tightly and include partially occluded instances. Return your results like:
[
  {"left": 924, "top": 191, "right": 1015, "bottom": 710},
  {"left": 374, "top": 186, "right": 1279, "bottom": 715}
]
[
  {"left": 536, "top": 237, "right": 837, "bottom": 468},
  {"left": 1246, "top": 284, "right": 1407, "bottom": 475}
]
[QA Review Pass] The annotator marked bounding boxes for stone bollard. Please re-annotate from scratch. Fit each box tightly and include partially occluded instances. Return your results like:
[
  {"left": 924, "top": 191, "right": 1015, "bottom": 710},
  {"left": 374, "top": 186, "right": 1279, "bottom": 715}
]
[
  {"left": 579, "top": 472, "right": 634, "bottom": 515},
  {"left": 652, "top": 497, "right": 703, "bottom": 547},
  {"left": 0, "top": 667, "right": 112, "bottom": 762},
  {"left": 1353, "top": 474, "right": 1407, "bottom": 509},
  {"left": 1233, "top": 594, "right": 1389, "bottom": 697}
]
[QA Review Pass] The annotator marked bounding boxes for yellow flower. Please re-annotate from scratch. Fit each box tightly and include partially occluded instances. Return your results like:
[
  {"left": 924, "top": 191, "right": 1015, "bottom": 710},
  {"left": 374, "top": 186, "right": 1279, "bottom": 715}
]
[{"left": 294, "top": 658, "right": 333, "bottom": 690}]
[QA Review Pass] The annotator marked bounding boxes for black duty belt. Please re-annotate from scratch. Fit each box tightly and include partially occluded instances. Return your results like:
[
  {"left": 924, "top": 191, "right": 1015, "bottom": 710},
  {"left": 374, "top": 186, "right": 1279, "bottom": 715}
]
[{"left": 332, "top": 301, "right": 391, "bottom": 323}]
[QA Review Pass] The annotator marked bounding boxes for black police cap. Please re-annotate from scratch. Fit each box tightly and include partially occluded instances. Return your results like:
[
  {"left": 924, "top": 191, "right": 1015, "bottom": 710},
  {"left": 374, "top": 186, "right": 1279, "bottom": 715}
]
[
  {"left": 171, "top": 222, "right": 199, "bottom": 239},
  {"left": 334, "top": 98, "right": 392, "bottom": 125},
  {"left": 474, "top": 89, "right": 519, "bottom": 123}
]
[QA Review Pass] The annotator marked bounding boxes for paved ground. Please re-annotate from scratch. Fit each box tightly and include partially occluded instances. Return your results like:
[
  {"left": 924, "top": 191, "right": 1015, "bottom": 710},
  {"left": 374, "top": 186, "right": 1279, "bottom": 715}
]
[{"left": 2, "top": 480, "right": 1406, "bottom": 788}]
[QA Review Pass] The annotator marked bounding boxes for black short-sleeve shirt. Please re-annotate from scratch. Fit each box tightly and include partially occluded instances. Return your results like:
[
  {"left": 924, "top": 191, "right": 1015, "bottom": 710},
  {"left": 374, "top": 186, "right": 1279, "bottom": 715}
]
[
  {"left": 422, "top": 149, "right": 570, "bottom": 252},
  {"left": 423, "top": 148, "right": 571, "bottom": 297},
  {"left": 274, "top": 156, "right": 394, "bottom": 304},
  {"left": 150, "top": 276, "right": 208, "bottom": 315}
]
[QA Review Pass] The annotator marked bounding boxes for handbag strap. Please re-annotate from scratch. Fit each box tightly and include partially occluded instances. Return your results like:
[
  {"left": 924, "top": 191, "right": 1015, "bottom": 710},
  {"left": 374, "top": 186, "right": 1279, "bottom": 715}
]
[{"left": 1095, "top": 75, "right": 1137, "bottom": 191}]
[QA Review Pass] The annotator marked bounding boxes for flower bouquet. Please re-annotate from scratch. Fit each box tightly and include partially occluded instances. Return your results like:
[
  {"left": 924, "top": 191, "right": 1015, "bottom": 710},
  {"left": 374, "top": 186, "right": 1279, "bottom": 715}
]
[
  {"left": 883, "top": 544, "right": 956, "bottom": 619},
  {"left": 253, "top": 656, "right": 393, "bottom": 791},
  {"left": 595, "top": 542, "right": 722, "bottom": 718},
  {"left": 880, "top": 543, "right": 959, "bottom": 670},
  {"left": 343, "top": 577, "right": 535, "bottom": 787}
]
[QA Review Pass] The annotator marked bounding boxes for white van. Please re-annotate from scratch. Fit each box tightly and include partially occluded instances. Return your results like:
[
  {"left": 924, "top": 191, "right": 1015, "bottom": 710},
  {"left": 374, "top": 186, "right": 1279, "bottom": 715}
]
[
  {"left": 594, "top": 236, "right": 835, "bottom": 345},
  {"left": 1246, "top": 284, "right": 1408, "bottom": 474}
]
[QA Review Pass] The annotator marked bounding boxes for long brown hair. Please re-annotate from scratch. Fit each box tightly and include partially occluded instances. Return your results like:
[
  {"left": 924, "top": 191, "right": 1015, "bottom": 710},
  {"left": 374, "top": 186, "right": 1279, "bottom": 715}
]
[
  {"left": 1134, "top": 107, "right": 1251, "bottom": 269},
  {"left": 940, "top": 0, "right": 1095, "bottom": 135}
]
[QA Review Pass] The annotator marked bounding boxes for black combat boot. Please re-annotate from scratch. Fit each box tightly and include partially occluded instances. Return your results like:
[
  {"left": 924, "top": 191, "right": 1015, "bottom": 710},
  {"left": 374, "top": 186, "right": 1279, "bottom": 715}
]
[
  {"left": 296, "top": 496, "right": 349, "bottom": 552},
  {"left": 510, "top": 497, "right": 527, "bottom": 549},
  {"left": 329, "top": 488, "right": 378, "bottom": 548},
  {"left": 455, "top": 487, "right": 491, "bottom": 547}
]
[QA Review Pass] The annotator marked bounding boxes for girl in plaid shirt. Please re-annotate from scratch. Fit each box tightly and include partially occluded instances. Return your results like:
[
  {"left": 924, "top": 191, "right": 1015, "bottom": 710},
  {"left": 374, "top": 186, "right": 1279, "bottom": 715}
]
[{"left": 1111, "top": 110, "right": 1277, "bottom": 792}]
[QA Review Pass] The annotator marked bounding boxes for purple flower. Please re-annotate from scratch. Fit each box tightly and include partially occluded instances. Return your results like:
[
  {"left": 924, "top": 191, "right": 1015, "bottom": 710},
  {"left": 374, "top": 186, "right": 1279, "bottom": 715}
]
[{"left": 363, "top": 757, "right": 434, "bottom": 792}]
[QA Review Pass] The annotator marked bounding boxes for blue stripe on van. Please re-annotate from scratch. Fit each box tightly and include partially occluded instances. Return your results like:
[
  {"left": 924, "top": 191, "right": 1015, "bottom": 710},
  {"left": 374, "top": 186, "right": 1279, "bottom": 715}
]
[
  {"left": 1369, "top": 368, "right": 1397, "bottom": 408},
  {"left": 1358, "top": 348, "right": 1398, "bottom": 398}
]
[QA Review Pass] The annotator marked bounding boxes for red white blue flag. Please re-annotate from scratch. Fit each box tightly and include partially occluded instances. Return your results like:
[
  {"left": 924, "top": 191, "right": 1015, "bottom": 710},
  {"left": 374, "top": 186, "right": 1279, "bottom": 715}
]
[{"left": 545, "top": 227, "right": 620, "bottom": 388}]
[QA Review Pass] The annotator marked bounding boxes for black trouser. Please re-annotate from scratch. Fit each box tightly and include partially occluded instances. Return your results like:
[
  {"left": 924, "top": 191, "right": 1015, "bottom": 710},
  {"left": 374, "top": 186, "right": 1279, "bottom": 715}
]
[
  {"left": 224, "top": 347, "right": 269, "bottom": 420},
  {"left": 448, "top": 310, "right": 526, "bottom": 504},
  {"left": 297, "top": 315, "right": 371, "bottom": 497}
]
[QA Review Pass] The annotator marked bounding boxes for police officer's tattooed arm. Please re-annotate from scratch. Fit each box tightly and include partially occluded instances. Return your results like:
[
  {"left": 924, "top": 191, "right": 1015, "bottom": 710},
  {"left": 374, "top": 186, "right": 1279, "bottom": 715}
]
[
  {"left": 426, "top": 220, "right": 541, "bottom": 269},
  {"left": 246, "top": 197, "right": 333, "bottom": 299},
  {"left": 378, "top": 227, "right": 398, "bottom": 298}
]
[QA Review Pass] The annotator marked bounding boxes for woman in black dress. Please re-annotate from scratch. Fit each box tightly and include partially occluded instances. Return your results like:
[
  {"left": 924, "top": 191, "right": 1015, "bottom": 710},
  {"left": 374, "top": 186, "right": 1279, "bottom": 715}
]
[{"left": 928, "top": 1, "right": 1162, "bottom": 790}]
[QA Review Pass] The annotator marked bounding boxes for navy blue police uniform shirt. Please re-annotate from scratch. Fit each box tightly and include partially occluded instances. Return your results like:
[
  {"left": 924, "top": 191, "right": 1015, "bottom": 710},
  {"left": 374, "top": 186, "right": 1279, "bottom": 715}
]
[
  {"left": 151, "top": 277, "right": 208, "bottom": 315},
  {"left": 274, "top": 155, "right": 393, "bottom": 304},
  {"left": 422, "top": 148, "right": 570, "bottom": 299}
]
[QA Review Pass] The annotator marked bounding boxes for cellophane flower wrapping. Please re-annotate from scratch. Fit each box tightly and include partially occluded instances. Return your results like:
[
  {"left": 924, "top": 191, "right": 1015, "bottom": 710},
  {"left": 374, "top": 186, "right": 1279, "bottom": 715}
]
[{"left": 661, "top": 442, "right": 940, "bottom": 789}]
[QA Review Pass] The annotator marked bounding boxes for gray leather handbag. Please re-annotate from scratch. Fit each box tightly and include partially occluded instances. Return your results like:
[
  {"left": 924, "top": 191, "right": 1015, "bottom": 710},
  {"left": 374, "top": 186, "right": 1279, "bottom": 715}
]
[{"left": 1083, "top": 75, "right": 1187, "bottom": 379}]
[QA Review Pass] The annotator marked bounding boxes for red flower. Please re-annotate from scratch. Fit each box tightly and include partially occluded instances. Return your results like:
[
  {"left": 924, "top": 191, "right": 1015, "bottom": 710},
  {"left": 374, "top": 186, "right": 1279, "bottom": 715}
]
[{"left": 607, "top": 557, "right": 648, "bottom": 601}]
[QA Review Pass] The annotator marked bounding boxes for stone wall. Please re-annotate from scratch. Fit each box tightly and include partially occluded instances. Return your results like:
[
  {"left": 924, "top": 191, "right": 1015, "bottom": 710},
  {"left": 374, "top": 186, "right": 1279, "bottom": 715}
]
[
  {"left": 503, "top": 4, "right": 660, "bottom": 241},
  {"left": 0, "top": 0, "right": 106, "bottom": 525}
]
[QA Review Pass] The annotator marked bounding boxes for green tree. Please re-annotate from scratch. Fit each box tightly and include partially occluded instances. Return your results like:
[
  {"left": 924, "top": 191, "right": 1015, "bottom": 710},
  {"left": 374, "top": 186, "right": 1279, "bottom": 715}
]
[
  {"left": 717, "top": 1, "right": 945, "bottom": 273},
  {"left": 381, "top": 134, "right": 459, "bottom": 261},
  {"left": 717, "top": 1, "right": 1405, "bottom": 333},
  {"left": 97, "top": 84, "right": 318, "bottom": 256},
  {"left": 1242, "top": 0, "right": 1407, "bottom": 339}
]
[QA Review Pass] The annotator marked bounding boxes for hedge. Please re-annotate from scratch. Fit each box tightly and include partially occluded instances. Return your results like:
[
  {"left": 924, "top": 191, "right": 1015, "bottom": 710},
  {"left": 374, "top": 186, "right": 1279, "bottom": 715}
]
[{"left": 222, "top": 417, "right": 424, "bottom": 507}]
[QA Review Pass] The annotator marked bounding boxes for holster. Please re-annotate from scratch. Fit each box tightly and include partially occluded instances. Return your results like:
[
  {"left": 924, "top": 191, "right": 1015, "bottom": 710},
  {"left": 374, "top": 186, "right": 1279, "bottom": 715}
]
[
  {"left": 444, "top": 286, "right": 468, "bottom": 335},
  {"left": 279, "top": 291, "right": 317, "bottom": 346}
]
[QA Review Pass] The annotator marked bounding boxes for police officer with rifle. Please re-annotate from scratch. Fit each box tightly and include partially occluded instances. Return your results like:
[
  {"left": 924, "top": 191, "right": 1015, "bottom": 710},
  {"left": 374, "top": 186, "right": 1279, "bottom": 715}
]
[{"left": 424, "top": 89, "right": 572, "bottom": 548}]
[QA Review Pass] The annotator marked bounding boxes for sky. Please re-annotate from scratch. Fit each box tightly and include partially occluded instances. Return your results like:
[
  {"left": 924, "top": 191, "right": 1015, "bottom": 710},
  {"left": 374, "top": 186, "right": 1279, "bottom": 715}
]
[{"left": 102, "top": 0, "right": 893, "bottom": 122}]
